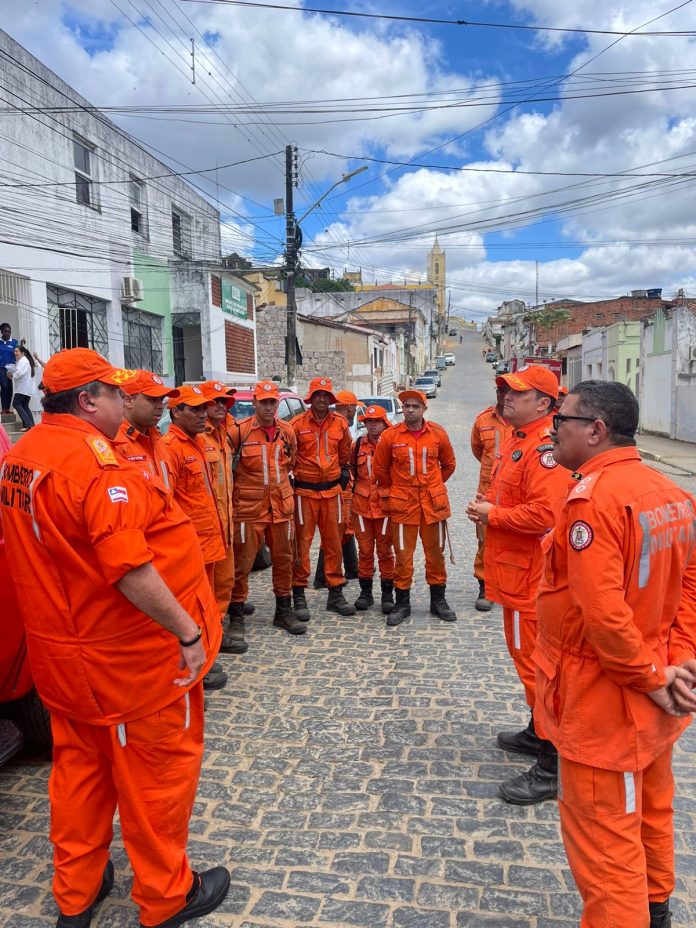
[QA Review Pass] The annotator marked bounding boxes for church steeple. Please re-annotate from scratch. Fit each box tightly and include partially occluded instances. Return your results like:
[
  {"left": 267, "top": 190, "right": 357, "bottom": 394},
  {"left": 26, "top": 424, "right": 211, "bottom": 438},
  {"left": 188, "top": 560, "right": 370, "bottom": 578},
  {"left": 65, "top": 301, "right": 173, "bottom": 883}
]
[{"left": 427, "top": 235, "right": 446, "bottom": 319}]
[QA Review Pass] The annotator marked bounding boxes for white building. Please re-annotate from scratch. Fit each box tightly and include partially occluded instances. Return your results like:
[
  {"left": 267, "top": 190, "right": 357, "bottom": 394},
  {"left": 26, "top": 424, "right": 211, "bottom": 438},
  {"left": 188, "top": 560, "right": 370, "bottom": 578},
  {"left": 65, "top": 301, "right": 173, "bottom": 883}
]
[
  {"left": 0, "top": 29, "right": 256, "bottom": 396},
  {"left": 639, "top": 304, "right": 696, "bottom": 442}
]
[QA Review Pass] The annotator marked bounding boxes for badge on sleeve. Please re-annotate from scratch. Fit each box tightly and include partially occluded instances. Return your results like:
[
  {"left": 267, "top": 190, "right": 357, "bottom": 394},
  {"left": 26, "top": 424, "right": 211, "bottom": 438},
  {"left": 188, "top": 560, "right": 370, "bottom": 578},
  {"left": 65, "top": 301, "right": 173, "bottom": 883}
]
[
  {"left": 539, "top": 450, "right": 557, "bottom": 469},
  {"left": 511, "top": 450, "right": 523, "bottom": 461},
  {"left": 569, "top": 520, "right": 594, "bottom": 551},
  {"left": 107, "top": 486, "right": 129, "bottom": 504}
]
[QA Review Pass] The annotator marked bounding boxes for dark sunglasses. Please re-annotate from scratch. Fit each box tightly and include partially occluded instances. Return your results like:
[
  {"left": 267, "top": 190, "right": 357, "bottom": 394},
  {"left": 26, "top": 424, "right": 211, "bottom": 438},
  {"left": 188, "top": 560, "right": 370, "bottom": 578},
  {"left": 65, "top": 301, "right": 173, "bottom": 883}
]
[{"left": 552, "top": 414, "right": 597, "bottom": 430}]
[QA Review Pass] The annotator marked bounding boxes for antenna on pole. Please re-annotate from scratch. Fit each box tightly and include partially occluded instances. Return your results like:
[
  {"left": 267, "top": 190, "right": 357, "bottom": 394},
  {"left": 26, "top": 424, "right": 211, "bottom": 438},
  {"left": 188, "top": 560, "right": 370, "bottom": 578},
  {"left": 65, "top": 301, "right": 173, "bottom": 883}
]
[{"left": 190, "top": 39, "right": 196, "bottom": 85}]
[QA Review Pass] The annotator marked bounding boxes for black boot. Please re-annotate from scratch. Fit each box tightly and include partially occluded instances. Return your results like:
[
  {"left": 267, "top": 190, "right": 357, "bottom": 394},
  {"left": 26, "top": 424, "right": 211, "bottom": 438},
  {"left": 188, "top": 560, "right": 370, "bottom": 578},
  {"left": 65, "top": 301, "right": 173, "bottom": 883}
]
[
  {"left": 273, "top": 595, "right": 307, "bottom": 635},
  {"left": 327, "top": 585, "right": 356, "bottom": 616},
  {"left": 499, "top": 739, "right": 558, "bottom": 805},
  {"left": 139, "top": 867, "right": 231, "bottom": 928},
  {"left": 243, "top": 602, "right": 255, "bottom": 616},
  {"left": 429, "top": 583, "right": 457, "bottom": 622},
  {"left": 649, "top": 900, "right": 672, "bottom": 928},
  {"left": 342, "top": 535, "right": 359, "bottom": 580},
  {"left": 475, "top": 579, "right": 492, "bottom": 612},
  {"left": 387, "top": 587, "right": 411, "bottom": 626},
  {"left": 313, "top": 549, "right": 327, "bottom": 589},
  {"left": 354, "top": 577, "right": 374, "bottom": 611},
  {"left": 56, "top": 860, "right": 114, "bottom": 926},
  {"left": 292, "top": 586, "right": 311, "bottom": 622},
  {"left": 202, "top": 670, "right": 228, "bottom": 691},
  {"left": 380, "top": 578, "right": 395, "bottom": 614},
  {"left": 220, "top": 603, "right": 248, "bottom": 654},
  {"left": 497, "top": 712, "right": 542, "bottom": 757}
]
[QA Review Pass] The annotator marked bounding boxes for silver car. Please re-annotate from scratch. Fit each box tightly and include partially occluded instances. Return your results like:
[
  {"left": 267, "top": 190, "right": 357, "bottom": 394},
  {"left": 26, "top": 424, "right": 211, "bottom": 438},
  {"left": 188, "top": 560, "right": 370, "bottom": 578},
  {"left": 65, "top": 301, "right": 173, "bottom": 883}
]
[
  {"left": 414, "top": 376, "right": 438, "bottom": 398},
  {"left": 358, "top": 395, "right": 404, "bottom": 425}
]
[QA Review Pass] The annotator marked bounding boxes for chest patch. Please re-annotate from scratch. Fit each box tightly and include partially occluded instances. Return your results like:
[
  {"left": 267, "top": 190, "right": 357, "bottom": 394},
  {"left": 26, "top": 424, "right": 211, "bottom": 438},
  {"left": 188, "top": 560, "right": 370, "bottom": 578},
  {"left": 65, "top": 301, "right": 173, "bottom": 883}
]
[
  {"left": 569, "top": 520, "right": 594, "bottom": 551},
  {"left": 539, "top": 451, "right": 557, "bottom": 469},
  {"left": 511, "top": 450, "right": 523, "bottom": 462}
]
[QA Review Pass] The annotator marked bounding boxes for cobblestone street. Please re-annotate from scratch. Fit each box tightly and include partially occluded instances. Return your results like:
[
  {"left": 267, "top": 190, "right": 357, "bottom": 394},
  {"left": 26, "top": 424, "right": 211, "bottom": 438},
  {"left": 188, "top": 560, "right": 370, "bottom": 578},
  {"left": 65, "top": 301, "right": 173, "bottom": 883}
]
[{"left": 1, "top": 331, "right": 695, "bottom": 928}]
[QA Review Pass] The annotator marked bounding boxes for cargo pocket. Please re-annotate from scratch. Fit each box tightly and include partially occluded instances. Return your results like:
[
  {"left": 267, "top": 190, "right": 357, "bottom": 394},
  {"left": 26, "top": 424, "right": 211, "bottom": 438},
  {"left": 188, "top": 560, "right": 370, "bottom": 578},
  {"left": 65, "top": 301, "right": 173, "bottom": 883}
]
[
  {"left": 427, "top": 484, "right": 450, "bottom": 515},
  {"left": 496, "top": 547, "right": 532, "bottom": 598},
  {"left": 387, "top": 486, "right": 409, "bottom": 514}
]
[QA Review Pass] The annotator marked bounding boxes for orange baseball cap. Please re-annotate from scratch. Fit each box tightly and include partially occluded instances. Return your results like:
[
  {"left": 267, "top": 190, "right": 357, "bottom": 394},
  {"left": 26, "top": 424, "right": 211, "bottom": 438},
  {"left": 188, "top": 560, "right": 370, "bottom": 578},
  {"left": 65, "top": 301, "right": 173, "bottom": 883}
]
[
  {"left": 121, "top": 370, "right": 180, "bottom": 399},
  {"left": 558, "top": 385, "right": 569, "bottom": 396},
  {"left": 334, "top": 390, "right": 358, "bottom": 405},
  {"left": 496, "top": 365, "right": 559, "bottom": 400},
  {"left": 201, "top": 380, "right": 236, "bottom": 405},
  {"left": 42, "top": 348, "right": 138, "bottom": 394},
  {"left": 168, "top": 385, "right": 211, "bottom": 408},
  {"left": 398, "top": 389, "right": 427, "bottom": 406},
  {"left": 305, "top": 377, "right": 337, "bottom": 404},
  {"left": 254, "top": 380, "right": 280, "bottom": 400},
  {"left": 358, "top": 404, "right": 390, "bottom": 423}
]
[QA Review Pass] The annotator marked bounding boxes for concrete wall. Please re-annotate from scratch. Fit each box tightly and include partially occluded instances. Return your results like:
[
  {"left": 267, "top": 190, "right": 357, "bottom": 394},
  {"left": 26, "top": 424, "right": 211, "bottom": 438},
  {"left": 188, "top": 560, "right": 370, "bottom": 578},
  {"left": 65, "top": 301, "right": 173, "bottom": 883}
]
[
  {"left": 674, "top": 307, "right": 696, "bottom": 442},
  {"left": 640, "top": 311, "right": 673, "bottom": 436},
  {"left": 582, "top": 328, "right": 606, "bottom": 381}
]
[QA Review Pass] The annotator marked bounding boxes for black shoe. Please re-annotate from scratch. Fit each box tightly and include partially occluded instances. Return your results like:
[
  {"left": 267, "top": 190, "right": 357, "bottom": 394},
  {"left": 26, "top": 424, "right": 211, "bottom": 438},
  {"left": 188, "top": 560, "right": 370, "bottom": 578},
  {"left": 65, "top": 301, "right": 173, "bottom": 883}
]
[
  {"left": 475, "top": 579, "right": 492, "bottom": 612},
  {"left": 56, "top": 860, "right": 114, "bottom": 927},
  {"left": 497, "top": 714, "right": 541, "bottom": 757},
  {"left": 354, "top": 577, "right": 374, "bottom": 611},
  {"left": 500, "top": 740, "right": 558, "bottom": 805},
  {"left": 327, "top": 585, "right": 356, "bottom": 616},
  {"left": 292, "top": 586, "right": 311, "bottom": 622},
  {"left": 312, "top": 550, "right": 327, "bottom": 589},
  {"left": 140, "top": 867, "right": 231, "bottom": 928},
  {"left": 380, "top": 578, "right": 395, "bottom": 615},
  {"left": 243, "top": 601, "right": 255, "bottom": 616},
  {"left": 273, "top": 595, "right": 307, "bottom": 635},
  {"left": 387, "top": 587, "right": 411, "bottom": 626},
  {"left": 202, "top": 670, "right": 228, "bottom": 691},
  {"left": 220, "top": 603, "right": 247, "bottom": 654},
  {"left": 342, "top": 535, "right": 359, "bottom": 580},
  {"left": 650, "top": 900, "right": 672, "bottom": 928},
  {"left": 429, "top": 583, "right": 457, "bottom": 622}
]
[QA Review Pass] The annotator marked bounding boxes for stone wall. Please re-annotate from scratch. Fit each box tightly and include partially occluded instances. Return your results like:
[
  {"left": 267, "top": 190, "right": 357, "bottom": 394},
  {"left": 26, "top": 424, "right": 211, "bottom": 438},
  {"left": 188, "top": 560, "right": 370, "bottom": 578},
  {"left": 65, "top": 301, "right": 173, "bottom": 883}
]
[{"left": 256, "top": 304, "right": 346, "bottom": 392}]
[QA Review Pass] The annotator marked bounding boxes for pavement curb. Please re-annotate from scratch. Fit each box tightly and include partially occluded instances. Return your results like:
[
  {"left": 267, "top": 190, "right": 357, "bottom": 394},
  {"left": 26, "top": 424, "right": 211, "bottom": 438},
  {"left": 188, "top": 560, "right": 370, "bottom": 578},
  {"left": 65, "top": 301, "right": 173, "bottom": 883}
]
[{"left": 638, "top": 447, "right": 695, "bottom": 477}]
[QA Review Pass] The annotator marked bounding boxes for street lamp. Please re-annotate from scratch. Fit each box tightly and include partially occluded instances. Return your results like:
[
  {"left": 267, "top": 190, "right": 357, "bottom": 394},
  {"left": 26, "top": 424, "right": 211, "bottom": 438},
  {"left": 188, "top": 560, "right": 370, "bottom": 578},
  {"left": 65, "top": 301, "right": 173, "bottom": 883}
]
[{"left": 284, "top": 154, "right": 367, "bottom": 389}]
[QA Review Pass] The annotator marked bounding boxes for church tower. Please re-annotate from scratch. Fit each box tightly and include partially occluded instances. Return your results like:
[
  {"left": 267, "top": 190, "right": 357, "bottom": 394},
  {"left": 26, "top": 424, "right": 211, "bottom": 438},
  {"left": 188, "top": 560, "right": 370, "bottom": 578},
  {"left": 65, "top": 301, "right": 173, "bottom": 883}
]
[{"left": 427, "top": 235, "right": 446, "bottom": 320}]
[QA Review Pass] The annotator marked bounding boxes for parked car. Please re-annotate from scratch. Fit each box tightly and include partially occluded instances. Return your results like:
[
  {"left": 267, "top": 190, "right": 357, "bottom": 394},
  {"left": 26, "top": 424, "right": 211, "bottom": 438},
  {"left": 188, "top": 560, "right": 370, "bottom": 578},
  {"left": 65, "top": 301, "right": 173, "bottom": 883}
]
[
  {"left": 495, "top": 359, "right": 510, "bottom": 374},
  {"left": 414, "top": 376, "right": 438, "bottom": 398},
  {"left": 444, "top": 352, "right": 456, "bottom": 366},
  {"left": 358, "top": 395, "right": 404, "bottom": 425},
  {"left": 423, "top": 368, "right": 442, "bottom": 387},
  {"left": 434, "top": 356, "right": 448, "bottom": 370},
  {"left": 449, "top": 329, "right": 457, "bottom": 336},
  {"left": 485, "top": 350, "right": 498, "bottom": 363}
]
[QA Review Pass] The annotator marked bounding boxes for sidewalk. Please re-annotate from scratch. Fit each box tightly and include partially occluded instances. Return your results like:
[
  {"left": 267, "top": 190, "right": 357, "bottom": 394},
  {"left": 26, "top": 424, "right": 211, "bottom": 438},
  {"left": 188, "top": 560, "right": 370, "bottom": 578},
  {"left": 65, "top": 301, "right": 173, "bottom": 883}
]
[{"left": 637, "top": 433, "right": 696, "bottom": 476}]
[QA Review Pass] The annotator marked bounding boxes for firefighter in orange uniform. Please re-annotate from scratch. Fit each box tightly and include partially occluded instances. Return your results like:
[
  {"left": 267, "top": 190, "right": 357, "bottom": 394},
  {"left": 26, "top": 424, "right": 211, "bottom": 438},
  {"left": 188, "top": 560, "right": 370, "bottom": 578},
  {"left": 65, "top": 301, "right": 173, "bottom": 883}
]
[
  {"left": 467, "top": 364, "right": 570, "bottom": 805},
  {"left": 350, "top": 403, "right": 395, "bottom": 616},
  {"left": 535, "top": 381, "right": 696, "bottom": 928},
  {"left": 228, "top": 380, "right": 305, "bottom": 636},
  {"left": 163, "top": 386, "right": 227, "bottom": 691},
  {"left": 373, "top": 389, "right": 457, "bottom": 627},
  {"left": 200, "top": 380, "right": 249, "bottom": 655},
  {"left": 0, "top": 349, "right": 230, "bottom": 928},
  {"left": 113, "top": 370, "right": 178, "bottom": 486},
  {"left": 555, "top": 384, "right": 569, "bottom": 411},
  {"left": 290, "top": 377, "right": 354, "bottom": 620},
  {"left": 470, "top": 381, "right": 510, "bottom": 611}
]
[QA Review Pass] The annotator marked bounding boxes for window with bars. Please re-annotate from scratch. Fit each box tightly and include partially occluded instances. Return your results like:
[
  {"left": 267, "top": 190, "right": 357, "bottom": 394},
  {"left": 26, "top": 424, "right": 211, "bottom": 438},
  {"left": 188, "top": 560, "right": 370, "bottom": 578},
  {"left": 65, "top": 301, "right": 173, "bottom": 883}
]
[
  {"left": 74, "top": 136, "right": 97, "bottom": 208},
  {"left": 47, "top": 285, "right": 109, "bottom": 355},
  {"left": 122, "top": 306, "right": 163, "bottom": 373},
  {"left": 130, "top": 177, "right": 147, "bottom": 235},
  {"left": 172, "top": 207, "right": 192, "bottom": 258}
]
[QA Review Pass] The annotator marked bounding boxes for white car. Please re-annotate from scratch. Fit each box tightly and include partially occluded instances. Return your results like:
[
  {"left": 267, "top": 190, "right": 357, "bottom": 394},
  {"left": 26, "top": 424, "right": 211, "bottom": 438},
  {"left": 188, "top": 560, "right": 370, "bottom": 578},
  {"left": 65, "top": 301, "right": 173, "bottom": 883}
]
[
  {"left": 358, "top": 395, "right": 404, "bottom": 425},
  {"left": 444, "top": 352, "right": 456, "bottom": 366}
]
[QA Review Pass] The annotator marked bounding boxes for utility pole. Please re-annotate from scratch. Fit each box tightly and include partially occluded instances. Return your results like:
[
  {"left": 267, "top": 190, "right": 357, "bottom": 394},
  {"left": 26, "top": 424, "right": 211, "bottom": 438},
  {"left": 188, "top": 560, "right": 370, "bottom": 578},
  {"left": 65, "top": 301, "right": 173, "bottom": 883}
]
[
  {"left": 285, "top": 144, "right": 298, "bottom": 388},
  {"left": 407, "top": 291, "right": 414, "bottom": 383}
]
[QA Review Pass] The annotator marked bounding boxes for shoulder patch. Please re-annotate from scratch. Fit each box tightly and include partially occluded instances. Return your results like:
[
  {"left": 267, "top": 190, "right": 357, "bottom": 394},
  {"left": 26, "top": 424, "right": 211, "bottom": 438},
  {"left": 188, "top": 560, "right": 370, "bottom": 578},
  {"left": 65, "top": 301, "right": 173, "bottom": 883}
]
[
  {"left": 569, "top": 520, "right": 594, "bottom": 551},
  {"left": 539, "top": 450, "right": 557, "bottom": 469},
  {"left": 536, "top": 443, "right": 555, "bottom": 452},
  {"left": 567, "top": 470, "right": 603, "bottom": 500},
  {"left": 85, "top": 435, "right": 120, "bottom": 468}
]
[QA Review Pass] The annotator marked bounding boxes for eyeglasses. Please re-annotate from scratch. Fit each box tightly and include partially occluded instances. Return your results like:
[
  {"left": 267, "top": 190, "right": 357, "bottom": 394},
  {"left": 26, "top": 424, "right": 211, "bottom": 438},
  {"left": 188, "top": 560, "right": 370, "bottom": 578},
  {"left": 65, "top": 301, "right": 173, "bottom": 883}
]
[{"left": 552, "top": 414, "right": 597, "bottom": 430}]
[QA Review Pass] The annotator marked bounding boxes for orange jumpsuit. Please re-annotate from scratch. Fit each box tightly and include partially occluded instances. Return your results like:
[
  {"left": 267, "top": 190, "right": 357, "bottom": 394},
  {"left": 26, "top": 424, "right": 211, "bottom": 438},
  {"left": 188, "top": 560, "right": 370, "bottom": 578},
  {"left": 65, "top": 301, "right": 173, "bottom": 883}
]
[
  {"left": 373, "top": 420, "right": 456, "bottom": 589},
  {"left": 0, "top": 413, "right": 221, "bottom": 927},
  {"left": 534, "top": 447, "right": 696, "bottom": 928},
  {"left": 113, "top": 419, "right": 173, "bottom": 489},
  {"left": 470, "top": 404, "right": 510, "bottom": 581},
  {"left": 229, "top": 416, "right": 297, "bottom": 601},
  {"left": 202, "top": 421, "right": 235, "bottom": 615},
  {"left": 291, "top": 409, "right": 351, "bottom": 589},
  {"left": 162, "top": 423, "right": 225, "bottom": 582},
  {"left": 484, "top": 414, "right": 570, "bottom": 707},
  {"left": 351, "top": 435, "right": 395, "bottom": 581}
]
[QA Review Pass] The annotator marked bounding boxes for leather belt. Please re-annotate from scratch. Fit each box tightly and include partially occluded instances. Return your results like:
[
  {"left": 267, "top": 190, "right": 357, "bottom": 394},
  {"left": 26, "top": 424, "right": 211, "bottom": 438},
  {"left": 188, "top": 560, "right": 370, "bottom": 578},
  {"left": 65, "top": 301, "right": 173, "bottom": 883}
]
[{"left": 293, "top": 477, "right": 340, "bottom": 491}]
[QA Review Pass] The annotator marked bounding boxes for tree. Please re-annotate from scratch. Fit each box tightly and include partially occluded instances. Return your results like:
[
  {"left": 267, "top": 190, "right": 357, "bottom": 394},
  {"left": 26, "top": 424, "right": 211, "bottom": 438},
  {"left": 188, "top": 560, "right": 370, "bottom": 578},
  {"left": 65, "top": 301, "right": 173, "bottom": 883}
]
[{"left": 296, "top": 276, "right": 355, "bottom": 293}]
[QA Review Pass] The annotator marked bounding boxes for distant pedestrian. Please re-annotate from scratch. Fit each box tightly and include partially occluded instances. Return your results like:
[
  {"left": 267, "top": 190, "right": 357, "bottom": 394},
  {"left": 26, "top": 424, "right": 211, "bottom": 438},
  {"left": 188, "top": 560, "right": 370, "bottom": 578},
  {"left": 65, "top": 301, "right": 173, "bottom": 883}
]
[
  {"left": 0, "top": 322, "right": 18, "bottom": 414},
  {"left": 9, "top": 345, "right": 36, "bottom": 430}
]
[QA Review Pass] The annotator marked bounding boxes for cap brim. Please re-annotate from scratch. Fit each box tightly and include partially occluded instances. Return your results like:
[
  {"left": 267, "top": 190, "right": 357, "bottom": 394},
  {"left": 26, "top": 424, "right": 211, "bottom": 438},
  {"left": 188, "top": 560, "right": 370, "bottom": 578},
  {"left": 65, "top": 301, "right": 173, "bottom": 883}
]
[
  {"left": 305, "top": 389, "right": 338, "bottom": 404},
  {"left": 398, "top": 390, "right": 427, "bottom": 404},
  {"left": 140, "top": 386, "right": 180, "bottom": 398},
  {"left": 496, "top": 373, "right": 528, "bottom": 392}
]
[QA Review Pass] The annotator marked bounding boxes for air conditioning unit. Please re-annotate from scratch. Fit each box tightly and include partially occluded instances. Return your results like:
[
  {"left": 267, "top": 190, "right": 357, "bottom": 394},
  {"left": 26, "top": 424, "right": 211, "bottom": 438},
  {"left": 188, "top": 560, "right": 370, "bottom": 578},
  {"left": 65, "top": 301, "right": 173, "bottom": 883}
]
[
  {"left": 121, "top": 276, "right": 144, "bottom": 303},
  {"left": 689, "top": 345, "right": 696, "bottom": 363}
]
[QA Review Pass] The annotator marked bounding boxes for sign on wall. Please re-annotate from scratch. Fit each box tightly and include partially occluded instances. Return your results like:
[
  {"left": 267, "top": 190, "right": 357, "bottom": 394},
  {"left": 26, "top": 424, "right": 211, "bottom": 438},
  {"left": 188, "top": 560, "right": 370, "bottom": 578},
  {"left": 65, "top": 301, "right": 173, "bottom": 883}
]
[{"left": 221, "top": 279, "right": 248, "bottom": 319}]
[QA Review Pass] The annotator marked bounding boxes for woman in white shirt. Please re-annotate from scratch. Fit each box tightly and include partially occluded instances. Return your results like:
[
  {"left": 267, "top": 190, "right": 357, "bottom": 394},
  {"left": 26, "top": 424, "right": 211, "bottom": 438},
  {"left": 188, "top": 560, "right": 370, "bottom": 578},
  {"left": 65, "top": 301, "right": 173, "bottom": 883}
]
[{"left": 10, "top": 345, "right": 35, "bottom": 429}]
